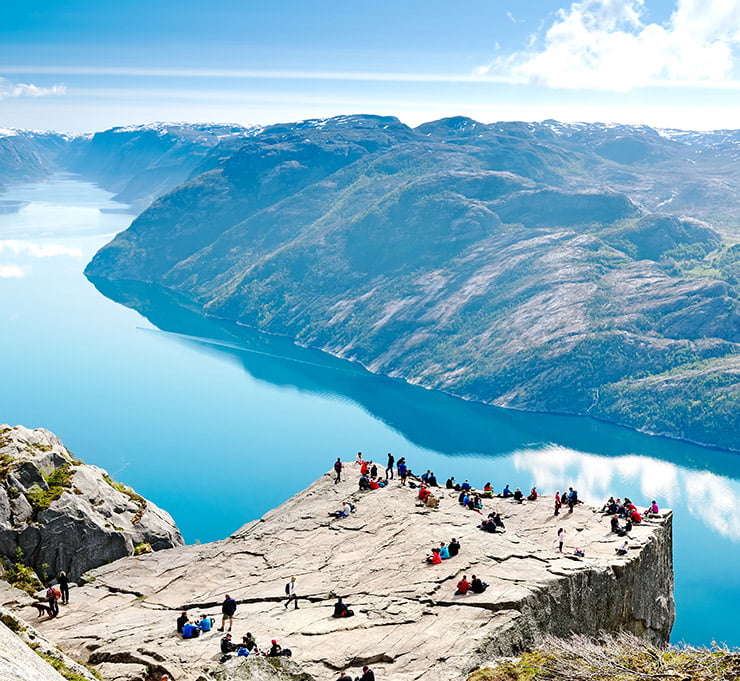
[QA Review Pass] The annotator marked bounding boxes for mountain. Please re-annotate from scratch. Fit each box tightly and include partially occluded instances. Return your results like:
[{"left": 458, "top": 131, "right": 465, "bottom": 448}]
[
  {"left": 59, "top": 115, "right": 740, "bottom": 450},
  {"left": 0, "top": 129, "right": 68, "bottom": 190}
]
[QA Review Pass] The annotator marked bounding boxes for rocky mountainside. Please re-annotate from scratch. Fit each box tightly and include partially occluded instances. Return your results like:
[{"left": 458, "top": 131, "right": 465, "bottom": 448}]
[
  {"left": 0, "top": 425, "right": 183, "bottom": 582},
  {"left": 4, "top": 466, "right": 674, "bottom": 681},
  {"left": 83, "top": 115, "right": 740, "bottom": 451}
]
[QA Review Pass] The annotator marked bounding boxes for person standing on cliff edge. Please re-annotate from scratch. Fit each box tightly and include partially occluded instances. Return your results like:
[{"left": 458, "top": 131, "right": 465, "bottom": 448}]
[
  {"left": 284, "top": 576, "right": 299, "bottom": 609},
  {"left": 386, "top": 452, "right": 394, "bottom": 479},
  {"left": 218, "top": 594, "right": 236, "bottom": 631},
  {"left": 334, "top": 458, "right": 343, "bottom": 483}
]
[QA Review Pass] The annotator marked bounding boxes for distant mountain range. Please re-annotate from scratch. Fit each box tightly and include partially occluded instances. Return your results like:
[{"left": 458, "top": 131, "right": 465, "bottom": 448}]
[{"left": 3, "top": 116, "right": 739, "bottom": 450}]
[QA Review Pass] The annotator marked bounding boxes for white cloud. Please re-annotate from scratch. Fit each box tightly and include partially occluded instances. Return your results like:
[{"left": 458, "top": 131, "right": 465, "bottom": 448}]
[
  {"left": 0, "top": 77, "right": 66, "bottom": 99},
  {"left": 0, "top": 264, "right": 27, "bottom": 278},
  {"left": 0, "top": 240, "right": 81, "bottom": 258},
  {"left": 478, "top": 0, "right": 740, "bottom": 90}
]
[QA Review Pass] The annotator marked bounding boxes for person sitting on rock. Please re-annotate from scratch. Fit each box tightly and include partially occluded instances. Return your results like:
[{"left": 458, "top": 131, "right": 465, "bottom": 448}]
[
  {"left": 336, "top": 674, "right": 353, "bottom": 681},
  {"left": 471, "top": 575, "right": 488, "bottom": 593},
  {"left": 182, "top": 620, "right": 200, "bottom": 638},
  {"left": 242, "top": 632, "right": 258, "bottom": 652},
  {"left": 358, "top": 475, "right": 370, "bottom": 491},
  {"left": 630, "top": 508, "right": 643, "bottom": 524},
  {"left": 480, "top": 518, "right": 497, "bottom": 533},
  {"left": 268, "top": 639, "right": 283, "bottom": 657},
  {"left": 439, "top": 542, "right": 450, "bottom": 559},
  {"left": 428, "top": 472, "right": 438, "bottom": 487},
  {"left": 455, "top": 575, "right": 471, "bottom": 595},
  {"left": 501, "top": 484, "right": 512, "bottom": 498},
  {"left": 369, "top": 478, "right": 382, "bottom": 490},
  {"left": 417, "top": 485, "right": 431, "bottom": 503},
  {"left": 198, "top": 613, "right": 214, "bottom": 632},
  {"left": 332, "top": 597, "right": 355, "bottom": 618},
  {"left": 616, "top": 541, "right": 629, "bottom": 556},
  {"left": 446, "top": 476, "right": 455, "bottom": 489},
  {"left": 602, "top": 496, "right": 617, "bottom": 514},
  {"left": 513, "top": 487, "right": 524, "bottom": 503},
  {"left": 448, "top": 538, "right": 460, "bottom": 557},
  {"left": 330, "top": 501, "right": 354, "bottom": 518},
  {"left": 358, "top": 665, "right": 375, "bottom": 681},
  {"left": 176, "top": 610, "right": 189, "bottom": 633},
  {"left": 527, "top": 487, "right": 538, "bottom": 501},
  {"left": 426, "top": 547, "right": 442, "bottom": 564},
  {"left": 610, "top": 515, "right": 621, "bottom": 533},
  {"left": 493, "top": 512, "right": 506, "bottom": 531},
  {"left": 220, "top": 633, "right": 237, "bottom": 654},
  {"left": 645, "top": 500, "right": 659, "bottom": 516},
  {"left": 461, "top": 480, "right": 471, "bottom": 492},
  {"left": 483, "top": 482, "right": 494, "bottom": 498}
]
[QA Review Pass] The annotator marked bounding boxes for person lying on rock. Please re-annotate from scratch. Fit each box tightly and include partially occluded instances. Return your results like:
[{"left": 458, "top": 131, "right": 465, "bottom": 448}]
[
  {"left": 455, "top": 575, "right": 471, "bottom": 595},
  {"left": 471, "top": 575, "right": 488, "bottom": 593},
  {"left": 332, "top": 597, "right": 355, "bottom": 618},
  {"left": 176, "top": 610, "right": 189, "bottom": 633},
  {"left": 426, "top": 547, "right": 442, "bottom": 564},
  {"left": 220, "top": 632, "right": 238, "bottom": 654}
]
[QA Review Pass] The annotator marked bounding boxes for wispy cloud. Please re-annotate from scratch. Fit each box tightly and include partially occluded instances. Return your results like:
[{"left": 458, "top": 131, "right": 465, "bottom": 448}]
[
  {"left": 477, "top": 0, "right": 740, "bottom": 91},
  {"left": 0, "top": 264, "right": 27, "bottom": 278},
  {"left": 0, "top": 240, "right": 82, "bottom": 258},
  {"left": 0, "top": 77, "right": 66, "bottom": 99}
]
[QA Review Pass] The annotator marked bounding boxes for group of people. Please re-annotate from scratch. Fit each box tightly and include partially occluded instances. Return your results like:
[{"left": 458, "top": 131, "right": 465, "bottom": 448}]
[
  {"left": 425, "top": 538, "right": 460, "bottom": 564},
  {"left": 177, "top": 612, "right": 215, "bottom": 638},
  {"left": 479, "top": 512, "right": 506, "bottom": 533},
  {"left": 220, "top": 632, "right": 289, "bottom": 659},
  {"left": 454, "top": 574, "right": 488, "bottom": 595},
  {"left": 553, "top": 488, "right": 579, "bottom": 515},
  {"left": 335, "top": 665, "right": 375, "bottom": 681}
]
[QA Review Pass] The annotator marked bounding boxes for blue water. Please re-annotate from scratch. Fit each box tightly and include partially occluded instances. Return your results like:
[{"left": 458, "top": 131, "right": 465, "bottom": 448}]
[{"left": 1, "top": 176, "right": 738, "bottom": 646}]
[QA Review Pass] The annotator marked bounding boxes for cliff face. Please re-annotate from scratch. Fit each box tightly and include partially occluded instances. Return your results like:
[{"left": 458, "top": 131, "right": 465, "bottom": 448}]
[
  {"left": 0, "top": 425, "right": 183, "bottom": 581},
  {"left": 12, "top": 467, "right": 674, "bottom": 681}
]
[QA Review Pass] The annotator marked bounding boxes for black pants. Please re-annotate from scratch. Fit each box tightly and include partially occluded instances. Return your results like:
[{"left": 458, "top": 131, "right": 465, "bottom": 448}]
[
  {"left": 48, "top": 597, "right": 59, "bottom": 617},
  {"left": 60, "top": 584, "right": 69, "bottom": 604}
]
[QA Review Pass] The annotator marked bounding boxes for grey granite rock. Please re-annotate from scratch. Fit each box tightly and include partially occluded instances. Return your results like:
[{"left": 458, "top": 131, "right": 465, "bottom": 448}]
[
  {"left": 9, "top": 466, "right": 673, "bottom": 681},
  {"left": 0, "top": 424, "right": 183, "bottom": 582}
]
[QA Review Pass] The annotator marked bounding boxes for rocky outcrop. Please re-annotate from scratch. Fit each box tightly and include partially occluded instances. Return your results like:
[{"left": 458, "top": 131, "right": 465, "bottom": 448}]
[
  {"left": 11, "top": 467, "right": 673, "bottom": 681},
  {"left": 0, "top": 425, "right": 183, "bottom": 582}
]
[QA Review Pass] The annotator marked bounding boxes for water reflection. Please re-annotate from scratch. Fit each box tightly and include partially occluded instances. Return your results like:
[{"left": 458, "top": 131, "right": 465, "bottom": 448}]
[
  {"left": 512, "top": 447, "right": 740, "bottom": 542},
  {"left": 90, "top": 277, "right": 740, "bottom": 480}
]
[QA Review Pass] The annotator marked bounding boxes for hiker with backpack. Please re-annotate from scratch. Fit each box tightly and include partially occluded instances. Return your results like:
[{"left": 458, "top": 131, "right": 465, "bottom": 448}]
[
  {"left": 284, "top": 576, "right": 299, "bottom": 609},
  {"left": 45, "top": 582, "right": 60, "bottom": 618}
]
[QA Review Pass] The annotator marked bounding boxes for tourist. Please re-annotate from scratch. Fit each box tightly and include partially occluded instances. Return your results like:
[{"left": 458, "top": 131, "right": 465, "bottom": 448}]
[
  {"left": 368, "top": 477, "right": 381, "bottom": 490},
  {"left": 554, "top": 491, "right": 561, "bottom": 516},
  {"left": 461, "top": 479, "right": 471, "bottom": 492},
  {"left": 45, "top": 583, "right": 59, "bottom": 618},
  {"left": 386, "top": 452, "right": 394, "bottom": 479},
  {"left": 483, "top": 482, "right": 493, "bottom": 498},
  {"left": 493, "top": 512, "right": 505, "bottom": 531},
  {"left": 334, "top": 458, "right": 343, "bottom": 484},
  {"left": 527, "top": 487, "right": 538, "bottom": 501},
  {"left": 360, "top": 460, "right": 370, "bottom": 477},
  {"left": 513, "top": 487, "right": 523, "bottom": 503},
  {"left": 398, "top": 458, "right": 408, "bottom": 485},
  {"left": 428, "top": 471, "right": 438, "bottom": 486},
  {"left": 422, "top": 470, "right": 431, "bottom": 483},
  {"left": 426, "top": 547, "right": 442, "bottom": 564},
  {"left": 182, "top": 619, "right": 200, "bottom": 638},
  {"left": 355, "top": 452, "right": 363, "bottom": 465},
  {"left": 455, "top": 575, "right": 471, "bottom": 595},
  {"left": 439, "top": 542, "right": 450, "bottom": 559},
  {"left": 573, "top": 548, "right": 586, "bottom": 557},
  {"left": 370, "top": 462, "right": 378, "bottom": 479},
  {"left": 610, "top": 515, "right": 620, "bottom": 533},
  {"left": 568, "top": 487, "right": 578, "bottom": 512},
  {"left": 471, "top": 575, "right": 488, "bottom": 593},
  {"left": 242, "top": 632, "right": 258, "bottom": 652},
  {"left": 336, "top": 673, "right": 353, "bottom": 681},
  {"left": 359, "top": 475, "right": 370, "bottom": 490},
  {"left": 218, "top": 594, "right": 236, "bottom": 631},
  {"left": 198, "top": 613, "right": 214, "bottom": 632},
  {"left": 501, "top": 484, "right": 512, "bottom": 498},
  {"left": 616, "top": 541, "right": 629, "bottom": 556},
  {"left": 458, "top": 489, "right": 467, "bottom": 505},
  {"left": 268, "top": 639, "right": 283, "bottom": 657},
  {"left": 417, "top": 485, "right": 431, "bottom": 504},
  {"left": 58, "top": 571, "right": 69, "bottom": 605},
  {"left": 358, "top": 665, "right": 375, "bottom": 681},
  {"left": 332, "top": 597, "right": 354, "bottom": 618},
  {"left": 330, "top": 501, "right": 354, "bottom": 518},
  {"left": 557, "top": 528, "right": 566, "bottom": 553},
  {"left": 284, "top": 576, "right": 299, "bottom": 609},
  {"left": 176, "top": 610, "right": 189, "bottom": 633},
  {"left": 446, "top": 476, "right": 455, "bottom": 489},
  {"left": 601, "top": 496, "right": 617, "bottom": 514},
  {"left": 448, "top": 537, "right": 460, "bottom": 557},
  {"left": 646, "top": 500, "right": 659, "bottom": 516},
  {"left": 220, "top": 632, "right": 237, "bottom": 653}
]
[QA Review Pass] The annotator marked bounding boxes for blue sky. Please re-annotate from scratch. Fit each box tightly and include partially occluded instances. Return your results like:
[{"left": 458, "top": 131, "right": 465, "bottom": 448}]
[{"left": 1, "top": 0, "right": 738, "bottom": 132}]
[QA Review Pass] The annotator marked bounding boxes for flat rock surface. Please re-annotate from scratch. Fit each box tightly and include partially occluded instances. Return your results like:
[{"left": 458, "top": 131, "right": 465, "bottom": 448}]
[{"left": 4, "top": 468, "right": 673, "bottom": 681}]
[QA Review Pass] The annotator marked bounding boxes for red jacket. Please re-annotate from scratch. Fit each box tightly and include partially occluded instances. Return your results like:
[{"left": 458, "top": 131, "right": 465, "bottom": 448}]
[{"left": 456, "top": 578, "right": 470, "bottom": 594}]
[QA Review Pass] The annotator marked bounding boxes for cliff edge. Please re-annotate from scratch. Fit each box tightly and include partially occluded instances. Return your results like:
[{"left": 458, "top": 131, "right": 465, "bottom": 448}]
[{"left": 9, "top": 466, "right": 674, "bottom": 681}]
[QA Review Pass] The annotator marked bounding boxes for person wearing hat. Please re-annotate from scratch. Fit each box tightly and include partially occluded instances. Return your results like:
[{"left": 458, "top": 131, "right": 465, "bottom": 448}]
[{"left": 268, "top": 639, "right": 282, "bottom": 657}]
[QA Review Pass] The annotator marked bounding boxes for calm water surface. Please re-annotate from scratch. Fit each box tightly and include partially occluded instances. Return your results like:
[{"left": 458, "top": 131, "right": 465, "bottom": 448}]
[{"left": 1, "top": 176, "right": 738, "bottom": 645}]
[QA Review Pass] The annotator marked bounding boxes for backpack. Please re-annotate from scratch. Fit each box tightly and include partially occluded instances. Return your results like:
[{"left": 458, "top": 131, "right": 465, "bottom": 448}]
[{"left": 285, "top": 582, "right": 291, "bottom": 595}]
